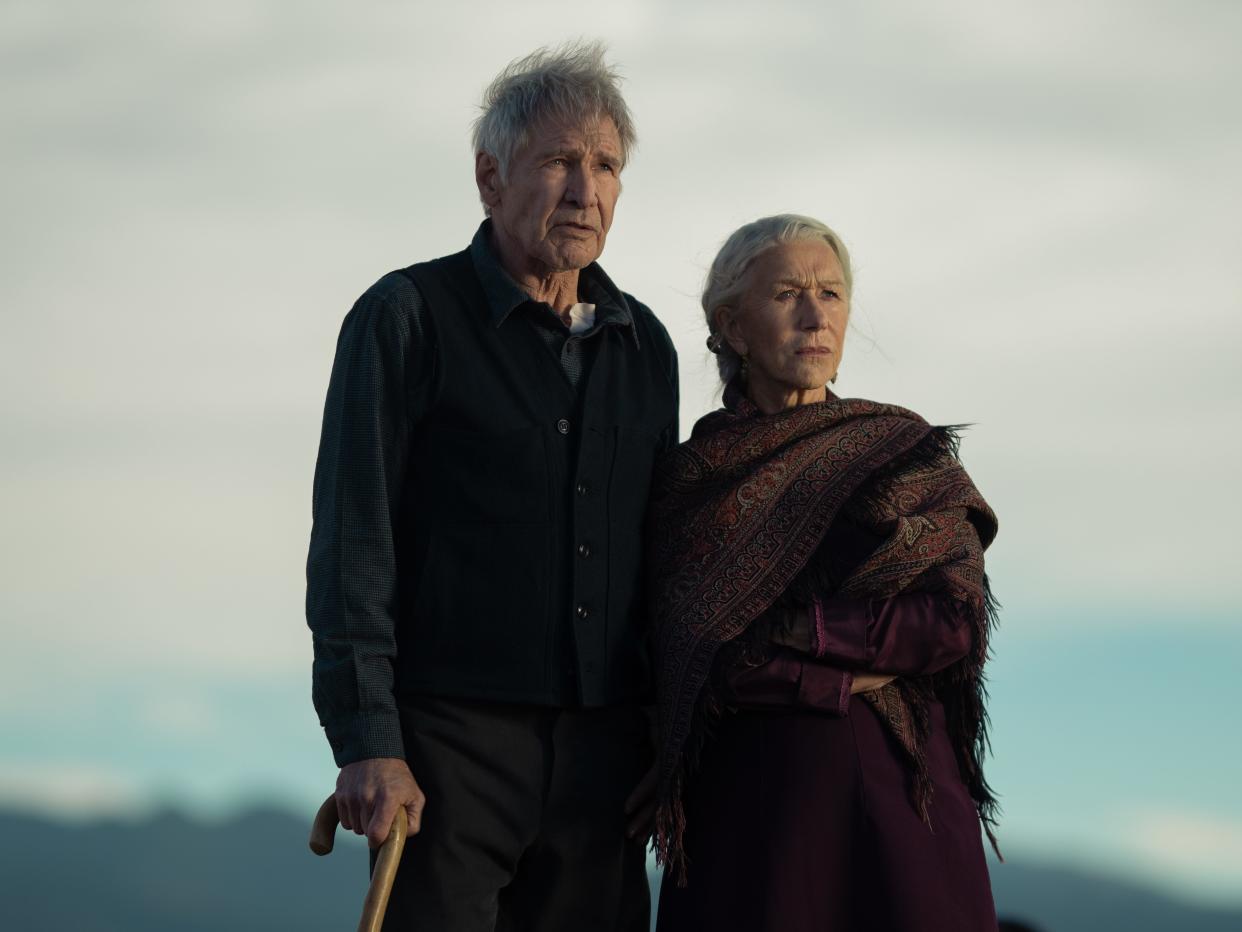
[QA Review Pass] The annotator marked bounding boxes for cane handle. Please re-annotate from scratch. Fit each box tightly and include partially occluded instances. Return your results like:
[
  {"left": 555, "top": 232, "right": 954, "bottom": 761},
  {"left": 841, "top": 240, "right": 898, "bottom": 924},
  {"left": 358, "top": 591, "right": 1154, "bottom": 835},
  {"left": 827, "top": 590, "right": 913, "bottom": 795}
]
[{"left": 308, "top": 793, "right": 409, "bottom": 932}]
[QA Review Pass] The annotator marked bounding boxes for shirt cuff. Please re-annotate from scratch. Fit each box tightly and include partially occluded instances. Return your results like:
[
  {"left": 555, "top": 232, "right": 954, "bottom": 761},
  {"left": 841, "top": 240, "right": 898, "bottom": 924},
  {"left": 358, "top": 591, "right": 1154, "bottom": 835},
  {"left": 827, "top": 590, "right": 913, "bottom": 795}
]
[
  {"left": 796, "top": 661, "right": 853, "bottom": 716},
  {"left": 811, "top": 595, "right": 871, "bottom": 665},
  {"left": 325, "top": 713, "right": 406, "bottom": 768},
  {"left": 723, "top": 652, "right": 803, "bottom": 708}
]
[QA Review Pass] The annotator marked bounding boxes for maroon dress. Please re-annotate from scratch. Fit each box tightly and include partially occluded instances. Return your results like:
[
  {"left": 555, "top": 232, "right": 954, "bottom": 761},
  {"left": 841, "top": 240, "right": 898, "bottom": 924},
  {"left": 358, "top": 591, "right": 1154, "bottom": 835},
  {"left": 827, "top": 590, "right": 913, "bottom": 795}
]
[{"left": 655, "top": 593, "right": 998, "bottom": 932}]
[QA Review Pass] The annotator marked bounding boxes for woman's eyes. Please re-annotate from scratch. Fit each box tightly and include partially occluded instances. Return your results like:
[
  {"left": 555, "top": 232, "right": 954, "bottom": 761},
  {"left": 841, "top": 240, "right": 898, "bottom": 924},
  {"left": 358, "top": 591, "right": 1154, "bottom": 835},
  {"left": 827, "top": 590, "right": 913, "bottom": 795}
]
[{"left": 775, "top": 289, "right": 840, "bottom": 300}]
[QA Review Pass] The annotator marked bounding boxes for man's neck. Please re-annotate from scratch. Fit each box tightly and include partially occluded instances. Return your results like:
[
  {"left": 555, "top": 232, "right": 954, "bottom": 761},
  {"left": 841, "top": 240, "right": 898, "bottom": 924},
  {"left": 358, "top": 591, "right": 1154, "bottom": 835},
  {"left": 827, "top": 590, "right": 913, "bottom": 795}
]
[{"left": 489, "top": 228, "right": 581, "bottom": 317}]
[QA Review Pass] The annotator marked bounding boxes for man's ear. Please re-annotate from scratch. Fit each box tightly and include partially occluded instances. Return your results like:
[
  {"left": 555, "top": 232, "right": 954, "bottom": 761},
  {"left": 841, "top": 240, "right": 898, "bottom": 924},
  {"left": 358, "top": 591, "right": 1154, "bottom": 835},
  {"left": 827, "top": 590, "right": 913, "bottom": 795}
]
[{"left": 475, "top": 151, "right": 503, "bottom": 212}]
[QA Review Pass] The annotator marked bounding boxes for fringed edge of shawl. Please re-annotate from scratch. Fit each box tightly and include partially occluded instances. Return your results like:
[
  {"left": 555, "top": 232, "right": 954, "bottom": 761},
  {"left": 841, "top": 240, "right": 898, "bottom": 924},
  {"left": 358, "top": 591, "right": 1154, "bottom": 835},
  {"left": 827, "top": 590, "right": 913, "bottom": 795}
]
[
  {"left": 913, "top": 571, "right": 1003, "bottom": 861},
  {"left": 654, "top": 679, "right": 729, "bottom": 886},
  {"left": 949, "top": 573, "right": 1004, "bottom": 860},
  {"left": 652, "top": 423, "right": 1004, "bottom": 878}
]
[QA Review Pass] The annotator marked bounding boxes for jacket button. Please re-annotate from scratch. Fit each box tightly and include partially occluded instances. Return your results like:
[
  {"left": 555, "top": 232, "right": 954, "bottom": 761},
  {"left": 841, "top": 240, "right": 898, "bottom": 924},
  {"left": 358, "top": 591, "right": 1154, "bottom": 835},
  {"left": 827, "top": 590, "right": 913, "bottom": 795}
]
[
  {"left": 576, "top": 482, "right": 588, "bottom": 496},
  {"left": 557, "top": 418, "right": 571, "bottom": 435},
  {"left": 576, "top": 604, "right": 590, "bottom": 620},
  {"left": 577, "top": 543, "right": 591, "bottom": 558}
]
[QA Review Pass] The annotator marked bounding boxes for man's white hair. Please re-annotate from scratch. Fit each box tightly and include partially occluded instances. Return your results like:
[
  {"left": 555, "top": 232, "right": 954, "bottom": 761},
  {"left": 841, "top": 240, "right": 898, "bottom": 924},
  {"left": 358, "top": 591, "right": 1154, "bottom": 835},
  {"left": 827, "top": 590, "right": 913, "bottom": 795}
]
[
  {"left": 702, "top": 214, "right": 854, "bottom": 385},
  {"left": 472, "top": 41, "right": 637, "bottom": 192}
]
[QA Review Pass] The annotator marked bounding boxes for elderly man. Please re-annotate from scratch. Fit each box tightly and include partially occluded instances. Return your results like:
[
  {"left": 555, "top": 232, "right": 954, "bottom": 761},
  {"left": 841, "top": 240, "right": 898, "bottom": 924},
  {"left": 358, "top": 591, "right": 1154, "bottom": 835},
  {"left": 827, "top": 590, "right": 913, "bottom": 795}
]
[{"left": 306, "top": 43, "right": 678, "bottom": 931}]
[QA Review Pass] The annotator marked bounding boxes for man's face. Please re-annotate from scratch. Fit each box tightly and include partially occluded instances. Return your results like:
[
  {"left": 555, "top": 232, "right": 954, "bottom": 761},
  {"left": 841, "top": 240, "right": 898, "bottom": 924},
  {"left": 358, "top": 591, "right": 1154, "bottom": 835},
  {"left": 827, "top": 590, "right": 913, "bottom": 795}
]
[{"left": 479, "top": 116, "right": 623, "bottom": 274}]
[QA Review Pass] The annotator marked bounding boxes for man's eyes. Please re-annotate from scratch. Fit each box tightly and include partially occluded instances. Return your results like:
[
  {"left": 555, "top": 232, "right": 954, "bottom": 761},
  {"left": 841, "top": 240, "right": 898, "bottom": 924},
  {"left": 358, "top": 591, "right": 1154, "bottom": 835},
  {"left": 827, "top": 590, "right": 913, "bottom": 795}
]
[{"left": 546, "top": 158, "right": 617, "bottom": 172}]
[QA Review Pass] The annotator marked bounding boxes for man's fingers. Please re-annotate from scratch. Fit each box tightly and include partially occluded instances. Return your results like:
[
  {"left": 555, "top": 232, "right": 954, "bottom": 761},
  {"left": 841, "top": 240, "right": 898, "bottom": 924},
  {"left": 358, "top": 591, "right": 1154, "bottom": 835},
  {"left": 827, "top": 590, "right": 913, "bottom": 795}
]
[
  {"left": 404, "top": 795, "right": 425, "bottom": 836},
  {"left": 335, "top": 792, "right": 359, "bottom": 834},
  {"left": 626, "top": 801, "right": 657, "bottom": 839},
  {"left": 624, "top": 766, "right": 658, "bottom": 816},
  {"left": 366, "top": 796, "right": 401, "bottom": 849}
]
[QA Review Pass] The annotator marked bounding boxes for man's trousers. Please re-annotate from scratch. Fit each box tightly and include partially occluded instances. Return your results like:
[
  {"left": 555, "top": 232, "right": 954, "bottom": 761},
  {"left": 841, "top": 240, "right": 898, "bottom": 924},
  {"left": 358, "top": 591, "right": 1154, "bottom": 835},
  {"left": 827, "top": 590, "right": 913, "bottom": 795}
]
[{"left": 374, "top": 695, "right": 652, "bottom": 932}]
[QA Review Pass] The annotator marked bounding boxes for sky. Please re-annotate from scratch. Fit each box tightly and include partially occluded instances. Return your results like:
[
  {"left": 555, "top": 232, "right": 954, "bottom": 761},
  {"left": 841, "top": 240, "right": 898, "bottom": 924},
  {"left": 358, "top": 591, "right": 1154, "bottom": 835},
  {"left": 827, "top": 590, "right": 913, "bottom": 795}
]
[{"left": 2, "top": 0, "right": 1240, "bottom": 908}]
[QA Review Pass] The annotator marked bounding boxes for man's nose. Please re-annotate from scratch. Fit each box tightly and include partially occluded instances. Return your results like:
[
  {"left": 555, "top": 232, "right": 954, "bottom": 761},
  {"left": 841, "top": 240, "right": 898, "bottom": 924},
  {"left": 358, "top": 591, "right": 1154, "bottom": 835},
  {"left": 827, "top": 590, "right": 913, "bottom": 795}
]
[{"left": 564, "top": 163, "right": 597, "bottom": 208}]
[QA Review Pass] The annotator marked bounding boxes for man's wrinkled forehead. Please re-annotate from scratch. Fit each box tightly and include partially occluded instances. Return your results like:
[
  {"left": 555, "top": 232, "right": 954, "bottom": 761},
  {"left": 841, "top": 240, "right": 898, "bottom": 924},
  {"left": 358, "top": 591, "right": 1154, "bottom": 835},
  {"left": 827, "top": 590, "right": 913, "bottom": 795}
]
[{"left": 522, "top": 113, "right": 623, "bottom": 161}]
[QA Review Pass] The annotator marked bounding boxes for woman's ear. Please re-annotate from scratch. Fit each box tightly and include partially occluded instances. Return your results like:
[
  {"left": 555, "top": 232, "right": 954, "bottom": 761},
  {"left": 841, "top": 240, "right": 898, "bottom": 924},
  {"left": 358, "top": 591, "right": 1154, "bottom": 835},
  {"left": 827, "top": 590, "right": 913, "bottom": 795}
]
[{"left": 716, "top": 306, "right": 748, "bottom": 359}]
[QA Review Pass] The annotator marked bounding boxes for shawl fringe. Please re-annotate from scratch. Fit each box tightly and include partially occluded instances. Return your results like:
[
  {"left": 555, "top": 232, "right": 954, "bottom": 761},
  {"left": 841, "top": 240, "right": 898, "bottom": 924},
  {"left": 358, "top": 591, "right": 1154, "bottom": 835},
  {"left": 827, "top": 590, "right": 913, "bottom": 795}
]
[{"left": 649, "top": 399, "right": 1002, "bottom": 879}]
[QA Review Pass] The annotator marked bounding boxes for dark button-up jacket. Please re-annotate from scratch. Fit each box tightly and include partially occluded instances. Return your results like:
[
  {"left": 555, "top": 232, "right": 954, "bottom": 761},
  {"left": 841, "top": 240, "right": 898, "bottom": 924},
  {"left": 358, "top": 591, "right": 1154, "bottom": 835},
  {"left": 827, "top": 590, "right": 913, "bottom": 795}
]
[{"left": 306, "top": 223, "right": 679, "bottom": 765}]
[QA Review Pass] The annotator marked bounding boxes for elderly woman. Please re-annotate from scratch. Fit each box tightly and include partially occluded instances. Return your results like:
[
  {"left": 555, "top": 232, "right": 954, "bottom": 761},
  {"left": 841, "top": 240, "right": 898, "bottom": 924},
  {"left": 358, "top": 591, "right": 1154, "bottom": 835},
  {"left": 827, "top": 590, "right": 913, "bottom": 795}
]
[{"left": 648, "top": 215, "right": 1000, "bottom": 931}]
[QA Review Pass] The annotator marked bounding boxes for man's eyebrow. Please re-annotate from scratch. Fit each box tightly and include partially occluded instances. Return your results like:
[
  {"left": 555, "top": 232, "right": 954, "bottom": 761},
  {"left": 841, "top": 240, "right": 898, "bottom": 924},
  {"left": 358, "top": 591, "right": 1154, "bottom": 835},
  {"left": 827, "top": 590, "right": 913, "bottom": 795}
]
[
  {"left": 533, "top": 141, "right": 585, "bottom": 159},
  {"left": 534, "top": 139, "right": 621, "bottom": 160}
]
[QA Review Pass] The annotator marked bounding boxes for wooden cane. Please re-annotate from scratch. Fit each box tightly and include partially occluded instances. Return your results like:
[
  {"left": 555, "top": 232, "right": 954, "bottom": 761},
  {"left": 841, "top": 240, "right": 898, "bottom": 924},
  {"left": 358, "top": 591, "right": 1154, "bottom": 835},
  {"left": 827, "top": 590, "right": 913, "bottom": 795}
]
[{"left": 309, "top": 794, "right": 408, "bottom": 932}]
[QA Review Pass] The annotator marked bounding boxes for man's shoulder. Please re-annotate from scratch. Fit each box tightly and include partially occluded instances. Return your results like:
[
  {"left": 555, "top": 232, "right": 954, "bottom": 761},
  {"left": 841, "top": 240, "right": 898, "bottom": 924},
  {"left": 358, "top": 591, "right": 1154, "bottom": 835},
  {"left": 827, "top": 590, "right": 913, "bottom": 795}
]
[
  {"left": 621, "top": 291, "right": 676, "bottom": 357},
  {"left": 356, "top": 245, "right": 472, "bottom": 306},
  {"left": 619, "top": 291, "right": 666, "bottom": 334},
  {"left": 358, "top": 269, "right": 423, "bottom": 306},
  {"left": 341, "top": 270, "right": 432, "bottom": 345}
]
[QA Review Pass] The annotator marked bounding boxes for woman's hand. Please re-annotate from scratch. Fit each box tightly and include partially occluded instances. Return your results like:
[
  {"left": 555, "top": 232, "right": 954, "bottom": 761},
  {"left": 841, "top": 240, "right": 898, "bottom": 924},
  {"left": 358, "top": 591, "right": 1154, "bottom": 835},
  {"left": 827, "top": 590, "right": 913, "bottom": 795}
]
[
  {"left": 763, "top": 606, "right": 812, "bottom": 652},
  {"left": 850, "top": 672, "right": 896, "bottom": 694}
]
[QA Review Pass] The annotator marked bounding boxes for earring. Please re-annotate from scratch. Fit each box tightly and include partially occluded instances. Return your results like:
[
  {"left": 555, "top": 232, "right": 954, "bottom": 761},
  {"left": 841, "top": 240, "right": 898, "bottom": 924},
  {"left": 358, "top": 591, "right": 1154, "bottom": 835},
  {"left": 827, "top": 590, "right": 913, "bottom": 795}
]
[
  {"left": 706, "top": 332, "right": 725, "bottom": 354},
  {"left": 830, "top": 373, "right": 838, "bottom": 384},
  {"left": 740, "top": 354, "right": 750, "bottom": 378}
]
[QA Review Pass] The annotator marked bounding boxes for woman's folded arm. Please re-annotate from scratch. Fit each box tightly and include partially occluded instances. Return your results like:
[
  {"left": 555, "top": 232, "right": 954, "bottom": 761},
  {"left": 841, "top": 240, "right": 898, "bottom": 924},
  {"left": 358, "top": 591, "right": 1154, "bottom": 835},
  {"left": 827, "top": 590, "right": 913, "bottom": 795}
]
[
  {"left": 722, "top": 649, "right": 854, "bottom": 715},
  {"left": 771, "top": 592, "right": 973, "bottom": 676}
]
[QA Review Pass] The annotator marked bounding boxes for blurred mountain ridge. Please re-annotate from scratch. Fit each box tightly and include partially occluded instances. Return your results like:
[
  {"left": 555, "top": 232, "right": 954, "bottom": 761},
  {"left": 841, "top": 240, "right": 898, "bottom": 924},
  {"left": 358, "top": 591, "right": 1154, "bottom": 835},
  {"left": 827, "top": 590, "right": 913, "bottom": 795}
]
[{"left": 2, "top": 805, "right": 1240, "bottom": 931}]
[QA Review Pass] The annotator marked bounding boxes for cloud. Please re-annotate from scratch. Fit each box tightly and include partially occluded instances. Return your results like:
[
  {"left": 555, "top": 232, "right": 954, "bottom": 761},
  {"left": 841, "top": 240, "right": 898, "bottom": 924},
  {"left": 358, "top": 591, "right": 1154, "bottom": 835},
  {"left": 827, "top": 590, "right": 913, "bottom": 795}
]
[
  {"left": 1124, "top": 807, "right": 1242, "bottom": 902},
  {"left": 0, "top": 762, "right": 144, "bottom": 819},
  {"left": 1, "top": 0, "right": 1239, "bottom": 675}
]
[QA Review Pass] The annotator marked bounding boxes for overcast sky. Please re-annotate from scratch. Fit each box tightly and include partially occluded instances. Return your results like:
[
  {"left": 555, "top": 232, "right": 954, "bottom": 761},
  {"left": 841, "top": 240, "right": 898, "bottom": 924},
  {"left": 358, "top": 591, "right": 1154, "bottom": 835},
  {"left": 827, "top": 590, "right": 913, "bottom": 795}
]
[{"left": 2, "top": 0, "right": 1240, "bottom": 907}]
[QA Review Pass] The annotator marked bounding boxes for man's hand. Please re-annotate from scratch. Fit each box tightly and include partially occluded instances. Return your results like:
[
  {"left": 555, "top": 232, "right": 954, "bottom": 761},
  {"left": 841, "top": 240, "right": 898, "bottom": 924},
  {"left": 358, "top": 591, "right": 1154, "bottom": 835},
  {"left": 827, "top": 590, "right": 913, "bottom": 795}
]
[
  {"left": 624, "top": 761, "right": 659, "bottom": 841},
  {"left": 335, "top": 757, "right": 425, "bottom": 849},
  {"left": 624, "top": 707, "right": 660, "bottom": 841},
  {"left": 850, "top": 672, "right": 896, "bottom": 694}
]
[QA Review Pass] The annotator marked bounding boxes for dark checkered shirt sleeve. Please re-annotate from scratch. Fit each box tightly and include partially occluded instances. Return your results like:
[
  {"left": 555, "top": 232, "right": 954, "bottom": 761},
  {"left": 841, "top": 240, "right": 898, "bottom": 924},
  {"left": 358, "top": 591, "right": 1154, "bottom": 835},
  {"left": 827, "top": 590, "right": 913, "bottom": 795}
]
[{"left": 306, "top": 273, "right": 436, "bottom": 767}]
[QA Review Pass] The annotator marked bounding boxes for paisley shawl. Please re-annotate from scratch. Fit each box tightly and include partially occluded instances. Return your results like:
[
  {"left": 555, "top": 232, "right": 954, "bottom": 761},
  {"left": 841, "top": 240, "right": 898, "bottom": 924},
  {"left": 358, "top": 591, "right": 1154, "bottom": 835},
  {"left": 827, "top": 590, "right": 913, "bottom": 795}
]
[{"left": 648, "top": 383, "right": 1000, "bottom": 879}]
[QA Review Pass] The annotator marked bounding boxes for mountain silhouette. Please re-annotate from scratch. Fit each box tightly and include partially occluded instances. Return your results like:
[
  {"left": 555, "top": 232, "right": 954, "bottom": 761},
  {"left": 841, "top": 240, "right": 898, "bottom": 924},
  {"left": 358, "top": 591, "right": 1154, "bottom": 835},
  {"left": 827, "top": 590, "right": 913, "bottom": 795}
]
[{"left": 1, "top": 805, "right": 1238, "bottom": 931}]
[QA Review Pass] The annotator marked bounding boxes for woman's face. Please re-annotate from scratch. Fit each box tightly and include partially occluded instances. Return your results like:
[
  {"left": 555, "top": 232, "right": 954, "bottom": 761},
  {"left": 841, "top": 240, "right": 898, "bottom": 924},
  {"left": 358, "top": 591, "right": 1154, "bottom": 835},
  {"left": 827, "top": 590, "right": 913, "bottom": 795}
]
[{"left": 719, "top": 239, "right": 850, "bottom": 412}]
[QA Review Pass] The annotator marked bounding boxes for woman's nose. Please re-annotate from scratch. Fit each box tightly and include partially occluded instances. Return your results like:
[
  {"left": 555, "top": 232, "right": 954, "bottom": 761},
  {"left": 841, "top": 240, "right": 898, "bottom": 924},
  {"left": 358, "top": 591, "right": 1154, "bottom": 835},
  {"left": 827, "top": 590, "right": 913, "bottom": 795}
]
[{"left": 799, "top": 294, "right": 831, "bottom": 329}]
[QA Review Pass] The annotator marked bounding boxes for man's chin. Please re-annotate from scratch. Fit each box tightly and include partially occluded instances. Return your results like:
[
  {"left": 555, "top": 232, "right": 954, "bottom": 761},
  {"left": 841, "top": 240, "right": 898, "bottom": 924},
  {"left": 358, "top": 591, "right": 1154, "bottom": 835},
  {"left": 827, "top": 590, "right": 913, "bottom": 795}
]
[{"left": 542, "top": 243, "right": 603, "bottom": 273}]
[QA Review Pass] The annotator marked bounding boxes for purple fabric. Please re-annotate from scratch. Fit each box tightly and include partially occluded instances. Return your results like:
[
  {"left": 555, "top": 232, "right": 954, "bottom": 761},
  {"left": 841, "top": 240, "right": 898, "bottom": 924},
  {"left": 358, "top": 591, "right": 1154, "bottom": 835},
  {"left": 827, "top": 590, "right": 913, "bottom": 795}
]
[
  {"left": 816, "top": 592, "right": 973, "bottom": 675},
  {"left": 723, "top": 650, "right": 852, "bottom": 717},
  {"left": 655, "top": 698, "right": 998, "bottom": 932},
  {"left": 724, "top": 593, "right": 973, "bottom": 715}
]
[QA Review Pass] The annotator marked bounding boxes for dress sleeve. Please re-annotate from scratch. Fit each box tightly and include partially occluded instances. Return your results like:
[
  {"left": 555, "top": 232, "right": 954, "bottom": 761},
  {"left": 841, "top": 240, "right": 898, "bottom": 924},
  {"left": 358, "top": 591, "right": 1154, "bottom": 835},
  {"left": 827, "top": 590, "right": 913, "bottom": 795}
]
[
  {"left": 722, "top": 649, "right": 854, "bottom": 716},
  {"left": 305, "top": 273, "right": 437, "bottom": 767},
  {"left": 810, "top": 592, "right": 973, "bottom": 676}
]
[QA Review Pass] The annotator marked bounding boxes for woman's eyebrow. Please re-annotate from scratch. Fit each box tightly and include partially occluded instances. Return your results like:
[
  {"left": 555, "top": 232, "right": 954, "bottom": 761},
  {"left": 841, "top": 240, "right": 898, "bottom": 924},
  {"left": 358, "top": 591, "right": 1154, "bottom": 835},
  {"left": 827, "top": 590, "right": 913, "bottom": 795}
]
[{"left": 775, "top": 277, "right": 845, "bottom": 288}]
